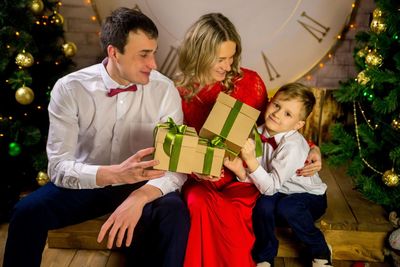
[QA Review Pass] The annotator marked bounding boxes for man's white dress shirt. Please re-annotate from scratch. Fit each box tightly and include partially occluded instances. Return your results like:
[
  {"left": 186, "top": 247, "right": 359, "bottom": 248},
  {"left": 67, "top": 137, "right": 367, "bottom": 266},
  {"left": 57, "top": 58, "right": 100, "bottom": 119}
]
[{"left": 47, "top": 60, "right": 186, "bottom": 193}]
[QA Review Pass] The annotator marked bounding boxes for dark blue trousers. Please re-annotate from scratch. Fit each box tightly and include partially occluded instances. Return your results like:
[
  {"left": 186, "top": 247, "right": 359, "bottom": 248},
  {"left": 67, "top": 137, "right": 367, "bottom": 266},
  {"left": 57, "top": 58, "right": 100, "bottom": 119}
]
[
  {"left": 252, "top": 192, "right": 330, "bottom": 264},
  {"left": 3, "top": 182, "right": 190, "bottom": 267}
]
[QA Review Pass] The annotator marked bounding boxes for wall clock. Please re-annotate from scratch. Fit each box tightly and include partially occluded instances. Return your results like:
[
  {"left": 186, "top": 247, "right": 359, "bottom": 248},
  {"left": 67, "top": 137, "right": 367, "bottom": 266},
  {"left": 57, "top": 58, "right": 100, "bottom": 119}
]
[{"left": 93, "top": 0, "right": 355, "bottom": 92}]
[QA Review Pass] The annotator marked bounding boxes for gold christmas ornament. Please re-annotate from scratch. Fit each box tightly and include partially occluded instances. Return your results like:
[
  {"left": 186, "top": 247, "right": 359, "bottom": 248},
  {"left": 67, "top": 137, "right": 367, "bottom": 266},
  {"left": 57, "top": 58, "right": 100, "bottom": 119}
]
[
  {"left": 62, "top": 42, "right": 78, "bottom": 57},
  {"left": 356, "top": 70, "right": 370, "bottom": 85},
  {"left": 370, "top": 17, "right": 387, "bottom": 34},
  {"left": 15, "top": 51, "right": 34, "bottom": 68},
  {"left": 30, "top": 0, "right": 44, "bottom": 15},
  {"left": 372, "top": 7, "right": 383, "bottom": 18},
  {"left": 392, "top": 118, "right": 400, "bottom": 131},
  {"left": 52, "top": 13, "right": 64, "bottom": 26},
  {"left": 36, "top": 171, "right": 50, "bottom": 186},
  {"left": 365, "top": 50, "right": 383, "bottom": 67},
  {"left": 15, "top": 86, "right": 35, "bottom": 105},
  {"left": 383, "top": 169, "right": 399, "bottom": 187},
  {"left": 357, "top": 47, "right": 369, "bottom": 58}
]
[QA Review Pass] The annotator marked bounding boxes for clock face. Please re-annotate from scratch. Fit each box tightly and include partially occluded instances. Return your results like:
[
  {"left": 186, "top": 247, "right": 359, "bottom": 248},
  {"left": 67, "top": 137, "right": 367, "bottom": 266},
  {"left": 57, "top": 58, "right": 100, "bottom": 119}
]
[{"left": 94, "top": 0, "right": 355, "bottom": 90}]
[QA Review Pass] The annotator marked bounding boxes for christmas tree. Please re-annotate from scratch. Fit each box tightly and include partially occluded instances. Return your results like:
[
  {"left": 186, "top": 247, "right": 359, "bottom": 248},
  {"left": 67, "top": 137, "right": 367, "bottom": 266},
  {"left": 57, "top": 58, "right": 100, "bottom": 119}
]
[
  {"left": 0, "top": 0, "right": 76, "bottom": 222},
  {"left": 322, "top": 0, "right": 400, "bottom": 212}
]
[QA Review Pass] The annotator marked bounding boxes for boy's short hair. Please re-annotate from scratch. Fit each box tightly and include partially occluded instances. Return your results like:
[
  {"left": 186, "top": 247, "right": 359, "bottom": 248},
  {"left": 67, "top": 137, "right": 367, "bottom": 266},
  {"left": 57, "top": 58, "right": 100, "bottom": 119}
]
[{"left": 275, "top": 83, "right": 316, "bottom": 120}]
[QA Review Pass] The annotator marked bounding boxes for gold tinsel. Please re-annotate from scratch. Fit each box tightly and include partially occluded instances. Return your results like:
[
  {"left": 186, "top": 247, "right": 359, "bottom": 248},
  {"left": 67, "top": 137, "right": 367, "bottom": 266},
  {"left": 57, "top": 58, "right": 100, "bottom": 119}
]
[
  {"left": 372, "top": 7, "right": 383, "bottom": 18},
  {"left": 370, "top": 17, "right": 387, "bottom": 34},
  {"left": 356, "top": 70, "right": 370, "bottom": 85},
  {"left": 365, "top": 50, "right": 383, "bottom": 67}
]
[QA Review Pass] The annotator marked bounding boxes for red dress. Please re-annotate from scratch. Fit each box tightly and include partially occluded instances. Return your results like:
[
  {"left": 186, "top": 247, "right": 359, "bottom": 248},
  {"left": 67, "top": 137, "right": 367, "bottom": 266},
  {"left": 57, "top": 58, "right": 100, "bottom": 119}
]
[{"left": 178, "top": 68, "right": 268, "bottom": 267}]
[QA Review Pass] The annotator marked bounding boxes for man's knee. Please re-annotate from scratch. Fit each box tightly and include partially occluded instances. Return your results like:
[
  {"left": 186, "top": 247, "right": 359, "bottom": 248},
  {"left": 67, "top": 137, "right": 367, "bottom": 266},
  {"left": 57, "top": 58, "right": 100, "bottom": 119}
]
[{"left": 154, "top": 192, "right": 189, "bottom": 226}]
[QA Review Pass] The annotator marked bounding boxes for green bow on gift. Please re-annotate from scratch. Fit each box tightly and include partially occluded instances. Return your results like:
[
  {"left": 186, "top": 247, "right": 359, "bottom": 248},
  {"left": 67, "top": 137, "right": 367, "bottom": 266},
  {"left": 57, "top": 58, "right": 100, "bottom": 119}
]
[
  {"left": 198, "top": 136, "right": 227, "bottom": 175},
  {"left": 155, "top": 117, "right": 196, "bottom": 172}
]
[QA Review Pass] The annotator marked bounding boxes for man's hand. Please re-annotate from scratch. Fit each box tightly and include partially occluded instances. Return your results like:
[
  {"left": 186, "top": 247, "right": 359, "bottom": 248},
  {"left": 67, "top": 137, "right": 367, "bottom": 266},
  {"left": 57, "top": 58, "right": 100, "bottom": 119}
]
[
  {"left": 97, "top": 185, "right": 161, "bottom": 249},
  {"left": 97, "top": 147, "right": 165, "bottom": 186},
  {"left": 297, "top": 146, "right": 322, "bottom": 176}
]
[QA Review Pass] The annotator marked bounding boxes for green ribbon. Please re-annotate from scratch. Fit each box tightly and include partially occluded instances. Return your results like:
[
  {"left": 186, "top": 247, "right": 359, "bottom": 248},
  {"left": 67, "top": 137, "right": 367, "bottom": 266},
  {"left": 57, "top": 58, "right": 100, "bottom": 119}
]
[
  {"left": 198, "top": 137, "right": 222, "bottom": 175},
  {"left": 253, "top": 126, "right": 263, "bottom": 157},
  {"left": 219, "top": 100, "right": 243, "bottom": 138},
  {"left": 154, "top": 117, "right": 195, "bottom": 172}
]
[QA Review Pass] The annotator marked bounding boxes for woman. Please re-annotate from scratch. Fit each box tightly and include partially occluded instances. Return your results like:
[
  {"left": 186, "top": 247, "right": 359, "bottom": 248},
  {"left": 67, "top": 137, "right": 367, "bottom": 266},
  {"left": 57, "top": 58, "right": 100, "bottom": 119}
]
[{"left": 175, "top": 13, "right": 321, "bottom": 267}]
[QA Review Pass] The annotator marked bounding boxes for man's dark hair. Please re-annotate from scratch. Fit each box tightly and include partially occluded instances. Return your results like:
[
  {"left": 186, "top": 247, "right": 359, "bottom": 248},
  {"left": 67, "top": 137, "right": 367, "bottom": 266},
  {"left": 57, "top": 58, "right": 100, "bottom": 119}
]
[{"left": 100, "top": 7, "right": 158, "bottom": 55}]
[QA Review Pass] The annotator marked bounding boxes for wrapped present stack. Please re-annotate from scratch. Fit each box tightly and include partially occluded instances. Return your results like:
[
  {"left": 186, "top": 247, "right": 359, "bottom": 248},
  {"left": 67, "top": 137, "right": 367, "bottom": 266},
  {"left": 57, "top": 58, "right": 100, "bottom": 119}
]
[{"left": 153, "top": 92, "right": 260, "bottom": 176}]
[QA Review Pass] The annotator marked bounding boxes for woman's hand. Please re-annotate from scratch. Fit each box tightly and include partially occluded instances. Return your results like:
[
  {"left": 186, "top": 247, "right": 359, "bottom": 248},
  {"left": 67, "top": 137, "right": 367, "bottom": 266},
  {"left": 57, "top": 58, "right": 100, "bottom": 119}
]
[
  {"left": 297, "top": 146, "right": 322, "bottom": 176},
  {"left": 191, "top": 172, "right": 222, "bottom": 182}
]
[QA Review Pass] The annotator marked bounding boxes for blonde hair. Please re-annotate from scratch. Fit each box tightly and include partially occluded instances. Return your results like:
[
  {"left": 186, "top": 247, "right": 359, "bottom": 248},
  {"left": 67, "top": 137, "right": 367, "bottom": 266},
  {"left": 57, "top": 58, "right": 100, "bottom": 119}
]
[
  {"left": 175, "top": 13, "right": 242, "bottom": 99},
  {"left": 275, "top": 83, "right": 316, "bottom": 120}
]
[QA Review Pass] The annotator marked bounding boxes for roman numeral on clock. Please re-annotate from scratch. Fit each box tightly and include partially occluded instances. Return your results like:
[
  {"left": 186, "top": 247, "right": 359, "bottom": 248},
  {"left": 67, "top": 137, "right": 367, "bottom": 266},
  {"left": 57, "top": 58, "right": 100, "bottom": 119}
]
[
  {"left": 297, "top": 11, "right": 330, "bottom": 42},
  {"left": 261, "top": 52, "right": 281, "bottom": 81}
]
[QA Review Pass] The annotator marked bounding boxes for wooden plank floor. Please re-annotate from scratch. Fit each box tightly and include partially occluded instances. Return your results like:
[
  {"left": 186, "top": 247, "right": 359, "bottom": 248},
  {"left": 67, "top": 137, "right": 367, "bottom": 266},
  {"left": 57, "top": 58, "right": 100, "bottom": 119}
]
[
  {"left": 0, "top": 161, "right": 396, "bottom": 267},
  {"left": 0, "top": 221, "right": 393, "bottom": 267}
]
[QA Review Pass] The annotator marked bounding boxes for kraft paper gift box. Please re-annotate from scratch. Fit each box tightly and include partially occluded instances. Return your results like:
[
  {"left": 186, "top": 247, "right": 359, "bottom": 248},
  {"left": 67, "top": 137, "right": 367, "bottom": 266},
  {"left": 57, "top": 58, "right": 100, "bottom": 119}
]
[
  {"left": 199, "top": 92, "right": 260, "bottom": 158},
  {"left": 192, "top": 140, "right": 225, "bottom": 177},
  {"left": 153, "top": 119, "right": 198, "bottom": 174}
]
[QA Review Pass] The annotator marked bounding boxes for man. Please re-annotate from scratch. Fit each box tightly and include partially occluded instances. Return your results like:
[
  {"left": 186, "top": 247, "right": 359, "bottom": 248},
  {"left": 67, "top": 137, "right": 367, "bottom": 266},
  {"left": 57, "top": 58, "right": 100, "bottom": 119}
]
[{"left": 3, "top": 7, "right": 189, "bottom": 267}]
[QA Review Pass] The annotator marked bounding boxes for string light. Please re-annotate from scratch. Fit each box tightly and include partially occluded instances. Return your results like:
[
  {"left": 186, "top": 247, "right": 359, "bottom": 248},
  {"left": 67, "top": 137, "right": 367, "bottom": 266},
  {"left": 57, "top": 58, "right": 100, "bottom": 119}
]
[
  {"left": 353, "top": 101, "right": 383, "bottom": 175},
  {"left": 302, "top": 1, "right": 357, "bottom": 82},
  {"left": 357, "top": 102, "right": 379, "bottom": 130}
]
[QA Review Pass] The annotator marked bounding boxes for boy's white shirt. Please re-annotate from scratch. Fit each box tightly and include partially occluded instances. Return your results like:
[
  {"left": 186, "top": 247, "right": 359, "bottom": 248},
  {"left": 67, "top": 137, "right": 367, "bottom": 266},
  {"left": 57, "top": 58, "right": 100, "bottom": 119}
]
[{"left": 242, "top": 125, "right": 327, "bottom": 196}]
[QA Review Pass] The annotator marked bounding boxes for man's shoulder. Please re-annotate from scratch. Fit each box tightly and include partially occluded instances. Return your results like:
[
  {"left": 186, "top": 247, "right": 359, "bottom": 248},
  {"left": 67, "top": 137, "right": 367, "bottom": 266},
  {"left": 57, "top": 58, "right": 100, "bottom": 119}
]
[{"left": 59, "top": 64, "right": 101, "bottom": 84}]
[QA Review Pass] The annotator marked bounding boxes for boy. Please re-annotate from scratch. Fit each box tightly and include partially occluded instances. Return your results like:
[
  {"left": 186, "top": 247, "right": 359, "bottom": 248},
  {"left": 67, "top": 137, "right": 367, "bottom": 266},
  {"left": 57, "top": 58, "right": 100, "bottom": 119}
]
[{"left": 224, "top": 82, "right": 331, "bottom": 267}]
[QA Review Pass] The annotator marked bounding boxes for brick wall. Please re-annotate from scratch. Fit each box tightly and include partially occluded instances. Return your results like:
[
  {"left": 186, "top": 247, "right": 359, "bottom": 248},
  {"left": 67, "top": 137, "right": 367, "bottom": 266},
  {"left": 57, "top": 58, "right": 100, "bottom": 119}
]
[
  {"left": 60, "top": 0, "right": 376, "bottom": 88},
  {"left": 60, "top": 0, "right": 103, "bottom": 70}
]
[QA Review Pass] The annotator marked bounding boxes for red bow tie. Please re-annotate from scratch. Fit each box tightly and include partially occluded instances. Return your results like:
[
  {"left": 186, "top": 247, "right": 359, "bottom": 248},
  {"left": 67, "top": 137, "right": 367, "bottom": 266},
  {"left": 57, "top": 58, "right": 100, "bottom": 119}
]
[
  {"left": 260, "top": 134, "right": 278, "bottom": 150},
  {"left": 107, "top": 84, "right": 137, "bottom": 97}
]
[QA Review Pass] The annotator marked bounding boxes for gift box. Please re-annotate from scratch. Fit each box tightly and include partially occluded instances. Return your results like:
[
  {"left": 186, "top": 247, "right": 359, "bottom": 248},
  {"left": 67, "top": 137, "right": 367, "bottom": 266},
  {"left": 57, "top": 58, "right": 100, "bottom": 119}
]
[
  {"left": 153, "top": 119, "right": 198, "bottom": 174},
  {"left": 199, "top": 92, "right": 260, "bottom": 158},
  {"left": 193, "top": 139, "right": 225, "bottom": 177}
]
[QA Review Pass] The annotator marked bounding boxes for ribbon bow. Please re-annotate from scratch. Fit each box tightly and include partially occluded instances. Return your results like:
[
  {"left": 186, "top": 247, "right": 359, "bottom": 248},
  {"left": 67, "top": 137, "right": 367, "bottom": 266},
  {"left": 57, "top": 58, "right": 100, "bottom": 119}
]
[
  {"left": 260, "top": 134, "right": 278, "bottom": 150},
  {"left": 107, "top": 84, "right": 137, "bottom": 97}
]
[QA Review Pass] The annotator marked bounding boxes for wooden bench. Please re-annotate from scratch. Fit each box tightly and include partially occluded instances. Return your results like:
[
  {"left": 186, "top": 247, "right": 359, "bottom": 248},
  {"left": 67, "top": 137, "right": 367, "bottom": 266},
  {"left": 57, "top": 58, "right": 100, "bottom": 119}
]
[{"left": 48, "top": 161, "right": 393, "bottom": 262}]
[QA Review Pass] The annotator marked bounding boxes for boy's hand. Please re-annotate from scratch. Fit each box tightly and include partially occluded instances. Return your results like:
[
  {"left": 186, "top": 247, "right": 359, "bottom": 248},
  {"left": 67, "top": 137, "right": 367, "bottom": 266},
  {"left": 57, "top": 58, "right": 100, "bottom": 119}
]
[
  {"left": 240, "top": 138, "right": 259, "bottom": 172},
  {"left": 240, "top": 138, "right": 256, "bottom": 161},
  {"left": 223, "top": 157, "right": 246, "bottom": 181}
]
